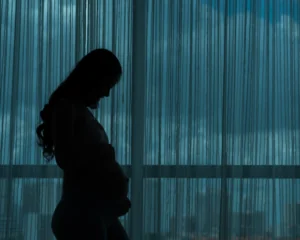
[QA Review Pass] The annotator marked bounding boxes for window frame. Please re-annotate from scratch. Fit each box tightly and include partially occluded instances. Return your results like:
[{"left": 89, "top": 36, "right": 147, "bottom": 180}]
[{"left": 1, "top": 165, "right": 299, "bottom": 179}]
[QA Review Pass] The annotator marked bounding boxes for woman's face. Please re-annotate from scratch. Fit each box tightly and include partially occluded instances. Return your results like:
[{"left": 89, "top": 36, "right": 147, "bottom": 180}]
[
  {"left": 87, "top": 76, "right": 119, "bottom": 109},
  {"left": 87, "top": 85, "right": 110, "bottom": 109},
  {"left": 89, "top": 102, "right": 100, "bottom": 109}
]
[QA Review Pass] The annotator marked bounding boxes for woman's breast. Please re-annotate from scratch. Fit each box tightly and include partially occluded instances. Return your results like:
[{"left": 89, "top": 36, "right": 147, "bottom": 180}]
[
  {"left": 54, "top": 120, "right": 109, "bottom": 171},
  {"left": 82, "top": 114, "right": 109, "bottom": 144}
]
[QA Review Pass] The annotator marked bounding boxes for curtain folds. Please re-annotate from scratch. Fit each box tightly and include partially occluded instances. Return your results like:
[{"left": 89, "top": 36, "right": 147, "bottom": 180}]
[{"left": 0, "top": 0, "right": 299, "bottom": 239}]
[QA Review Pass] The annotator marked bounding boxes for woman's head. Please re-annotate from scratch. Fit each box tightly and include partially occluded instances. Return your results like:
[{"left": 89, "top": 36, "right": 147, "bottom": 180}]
[
  {"left": 50, "top": 48, "right": 122, "bottom": 108},
  {"left": 37, "top": 48, "right": 122, "bottom": 161}
]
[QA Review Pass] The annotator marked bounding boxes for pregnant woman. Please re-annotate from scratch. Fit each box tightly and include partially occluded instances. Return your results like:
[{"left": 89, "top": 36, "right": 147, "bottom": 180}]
[{"left": 36, "top": 49, "right": 131, "bottom": 239}]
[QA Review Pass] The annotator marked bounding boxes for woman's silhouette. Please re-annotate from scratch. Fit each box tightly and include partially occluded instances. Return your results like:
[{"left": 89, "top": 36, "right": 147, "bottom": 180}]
[{"left": 36, "top": 49, "right": 131, "bottom": 239}]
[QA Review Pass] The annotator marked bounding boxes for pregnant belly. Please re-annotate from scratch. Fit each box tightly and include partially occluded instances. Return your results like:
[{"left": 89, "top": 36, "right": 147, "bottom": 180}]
[{"left": 63, "top": 172, "right": 129, "bottom": 201}]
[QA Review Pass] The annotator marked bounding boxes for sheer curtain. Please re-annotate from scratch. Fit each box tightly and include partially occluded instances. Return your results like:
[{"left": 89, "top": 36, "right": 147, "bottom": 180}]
[{"left": 0, "top": 0, "right": 299, "bottom": 240}]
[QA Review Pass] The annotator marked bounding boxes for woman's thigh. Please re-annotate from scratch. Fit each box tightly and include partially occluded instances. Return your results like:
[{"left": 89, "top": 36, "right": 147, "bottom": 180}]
[{"left": 51, "top": 199, "right": 107, "bottom": 240}]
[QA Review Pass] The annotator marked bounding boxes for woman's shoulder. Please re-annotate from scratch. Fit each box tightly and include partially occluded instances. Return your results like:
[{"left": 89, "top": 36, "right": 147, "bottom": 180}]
[
  {"left": 52, "top": 99, "right": 87, "bottom": 118},
  {"left": 50, "top": 99, "right": 89, "bottom": 147},
  {"left": 49, "top": 99, "right": 90, "bottom": 134}
]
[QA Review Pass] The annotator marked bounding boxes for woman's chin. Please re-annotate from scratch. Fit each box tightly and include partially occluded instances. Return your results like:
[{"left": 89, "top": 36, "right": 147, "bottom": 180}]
[{"left": 89, "top": 102, "right": 99, "bottom": 109}]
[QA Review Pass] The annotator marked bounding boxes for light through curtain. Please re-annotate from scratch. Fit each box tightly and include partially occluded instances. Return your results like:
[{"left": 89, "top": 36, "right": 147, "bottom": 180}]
[
  {"left": 1, "top": 0, "right": 300, "bottom": 240},
  {"left": 142, "top": 0, "right": 300, "bottom": 239},
  {"left": 0, "top": 0, "right": 133, "bottom": 239}
]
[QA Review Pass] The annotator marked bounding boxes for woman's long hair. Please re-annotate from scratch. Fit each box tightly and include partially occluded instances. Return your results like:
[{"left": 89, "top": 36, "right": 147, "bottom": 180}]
[{"left": 36, "top": 49, "right": 122, "bottom": 162}]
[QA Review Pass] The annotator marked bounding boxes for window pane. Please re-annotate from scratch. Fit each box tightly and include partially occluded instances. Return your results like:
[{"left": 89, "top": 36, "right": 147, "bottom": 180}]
[
  {"left": 142, "top": 178, "right": 300, "bottom": 239},
  {"left": 0, "top": 0, "right": 133, "bottom": 165},
  {"left": 143, "top": 0, "right": 300, "bottom": 166},
  {"left": 0, "top": 178, "right": 132, "bottom": 239}
]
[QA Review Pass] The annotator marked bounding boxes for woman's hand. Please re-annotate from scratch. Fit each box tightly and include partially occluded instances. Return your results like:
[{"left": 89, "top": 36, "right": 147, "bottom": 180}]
[
  {"left": 103, "top": 197, "right": 131, "bottom": 217},
  {"left": 114, "top": 197, "right": 131, "bottom": 217}
]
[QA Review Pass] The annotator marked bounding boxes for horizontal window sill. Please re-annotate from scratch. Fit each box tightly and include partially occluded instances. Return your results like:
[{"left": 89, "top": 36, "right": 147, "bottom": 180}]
[{"left": 0, "top": 165, "right": 299, "bottom": 179}]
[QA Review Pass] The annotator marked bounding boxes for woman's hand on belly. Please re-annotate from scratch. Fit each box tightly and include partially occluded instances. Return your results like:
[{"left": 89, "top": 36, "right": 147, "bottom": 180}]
[{"left": 103, "top": 197, "right": 131, "bottom": 217}]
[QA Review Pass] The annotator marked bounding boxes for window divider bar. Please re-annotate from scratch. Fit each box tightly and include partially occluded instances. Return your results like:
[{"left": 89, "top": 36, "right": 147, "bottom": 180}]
[
  {"left": 0, "top": 165, "right": 299, "bottom": 179},
  {"left": 130, "top": 0, "right": 147, "bottom": 239}
]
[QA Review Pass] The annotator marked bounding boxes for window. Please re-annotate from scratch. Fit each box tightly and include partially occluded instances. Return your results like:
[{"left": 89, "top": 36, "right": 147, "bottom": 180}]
[{"left": 1, "top": 0, "right": 300, "bottom": 239}]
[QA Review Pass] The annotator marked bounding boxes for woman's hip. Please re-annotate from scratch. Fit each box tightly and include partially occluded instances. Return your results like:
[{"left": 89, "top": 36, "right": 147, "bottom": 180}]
[
  {"left": 51, "top": 199, "right": 129, "bottom": 240},
  {"left": 51, "top": 198, "right": 107, "bottom": 237}
]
